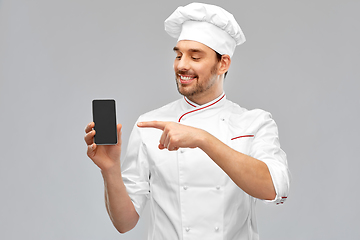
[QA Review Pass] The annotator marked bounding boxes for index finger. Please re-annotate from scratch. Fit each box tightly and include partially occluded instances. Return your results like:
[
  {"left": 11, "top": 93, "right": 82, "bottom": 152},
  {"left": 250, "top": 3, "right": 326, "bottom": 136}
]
[{"left": 137, "top": 121, "right": 167, "bottom": 130}]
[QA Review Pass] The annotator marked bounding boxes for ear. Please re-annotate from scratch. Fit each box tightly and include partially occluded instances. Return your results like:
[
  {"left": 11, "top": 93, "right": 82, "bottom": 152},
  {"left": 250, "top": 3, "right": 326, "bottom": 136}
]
[{"left": 217, "top": 54, "right": 231, "bottom": 75}]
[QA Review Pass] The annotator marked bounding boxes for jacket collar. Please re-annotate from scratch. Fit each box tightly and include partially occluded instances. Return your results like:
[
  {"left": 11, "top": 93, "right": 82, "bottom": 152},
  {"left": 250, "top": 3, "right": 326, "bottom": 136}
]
[{"left": 179, "top": 93, "right": 226, "bottom": 122}]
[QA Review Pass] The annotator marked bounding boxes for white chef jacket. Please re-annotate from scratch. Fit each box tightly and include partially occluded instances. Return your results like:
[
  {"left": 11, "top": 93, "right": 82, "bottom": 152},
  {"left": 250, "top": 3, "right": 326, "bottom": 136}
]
[{"left": 121, "top": 93, "right": 290, "bottom": 240}]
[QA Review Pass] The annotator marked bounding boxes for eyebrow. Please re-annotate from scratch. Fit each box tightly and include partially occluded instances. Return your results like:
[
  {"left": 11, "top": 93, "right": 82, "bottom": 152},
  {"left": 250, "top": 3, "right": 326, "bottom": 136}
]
[{"left": 173, "top": 46, "right": 205, "bottom": 54}]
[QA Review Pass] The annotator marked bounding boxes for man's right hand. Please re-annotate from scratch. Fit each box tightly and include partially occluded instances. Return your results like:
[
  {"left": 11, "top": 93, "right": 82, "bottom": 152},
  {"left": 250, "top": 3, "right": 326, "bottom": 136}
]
[
  {"left": 84, "top": 122, "right": 139, "bottom": 233},
  {"left": 84, "top": 122, "right": 122, "bottom": 171}
]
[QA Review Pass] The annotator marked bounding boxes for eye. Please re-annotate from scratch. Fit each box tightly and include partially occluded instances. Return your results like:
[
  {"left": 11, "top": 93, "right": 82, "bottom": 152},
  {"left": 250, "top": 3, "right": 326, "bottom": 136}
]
[
  {"left": 192, "top": 57, "right": 200, "bottom": 61},
  {"left": 175, "top": 55, "right": 182, "bottom": 60}
]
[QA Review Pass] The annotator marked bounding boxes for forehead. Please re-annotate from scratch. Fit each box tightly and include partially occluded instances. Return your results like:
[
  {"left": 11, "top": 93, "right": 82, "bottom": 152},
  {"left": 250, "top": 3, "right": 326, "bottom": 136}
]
[{"left": 174, "top": 40, "right": 215, "bottom": 55}]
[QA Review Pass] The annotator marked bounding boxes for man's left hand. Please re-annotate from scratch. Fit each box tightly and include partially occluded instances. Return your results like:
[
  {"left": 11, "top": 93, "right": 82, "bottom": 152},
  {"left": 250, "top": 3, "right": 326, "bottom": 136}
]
[{"left": 137, "top": 121, "right": 205, "bottom": 151}]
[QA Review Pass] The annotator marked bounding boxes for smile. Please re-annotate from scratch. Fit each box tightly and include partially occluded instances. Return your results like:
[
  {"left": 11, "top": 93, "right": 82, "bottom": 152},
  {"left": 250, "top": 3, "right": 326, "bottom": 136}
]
[{"left": 178, "top": 74, "right": 196, "bottom": 84}]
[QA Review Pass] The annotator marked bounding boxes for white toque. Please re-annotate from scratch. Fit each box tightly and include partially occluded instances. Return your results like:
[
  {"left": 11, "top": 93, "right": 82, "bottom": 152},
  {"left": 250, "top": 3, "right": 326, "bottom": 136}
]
[{"left": 164, "top": 2, "right": 246, "bottom": 57}]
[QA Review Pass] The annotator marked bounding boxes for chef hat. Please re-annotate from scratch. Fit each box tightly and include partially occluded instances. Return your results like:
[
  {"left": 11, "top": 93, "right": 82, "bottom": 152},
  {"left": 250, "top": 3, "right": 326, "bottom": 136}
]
[{"left": 164, "top": 2, "right": 246, "bottom": 58}]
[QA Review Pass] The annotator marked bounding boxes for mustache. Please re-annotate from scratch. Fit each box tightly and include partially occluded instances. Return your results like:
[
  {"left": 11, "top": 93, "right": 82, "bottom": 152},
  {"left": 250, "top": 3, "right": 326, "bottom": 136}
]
[{"left": 176, "top": 70, "right": 198, "bottom": 76}]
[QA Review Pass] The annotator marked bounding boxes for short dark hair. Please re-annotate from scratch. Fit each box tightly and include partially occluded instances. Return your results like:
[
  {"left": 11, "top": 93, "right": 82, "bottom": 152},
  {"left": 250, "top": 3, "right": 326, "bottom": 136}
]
[{"left": 215, "top": 52, "right": 228, "bottom": 78}]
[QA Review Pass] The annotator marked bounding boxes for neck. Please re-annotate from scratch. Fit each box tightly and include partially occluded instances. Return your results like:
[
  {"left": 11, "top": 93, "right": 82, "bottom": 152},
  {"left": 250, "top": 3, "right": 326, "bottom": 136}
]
[
  {"left": 189, "top": 92, "right": 223, "bottom": 105},
  {"left": 187, "top": 86, "right": 224, "bottom": 105}
]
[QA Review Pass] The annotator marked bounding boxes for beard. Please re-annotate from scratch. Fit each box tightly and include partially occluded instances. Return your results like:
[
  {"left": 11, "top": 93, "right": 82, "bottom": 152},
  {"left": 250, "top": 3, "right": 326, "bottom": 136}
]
[{"left": 175, "top": 63, "right": 219, "bottom": 98}]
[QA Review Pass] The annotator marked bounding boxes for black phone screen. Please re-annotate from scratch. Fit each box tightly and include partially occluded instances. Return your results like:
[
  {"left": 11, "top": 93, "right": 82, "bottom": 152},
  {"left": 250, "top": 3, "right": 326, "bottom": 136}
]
[{"left": 92, "top": 99, "right": 117, "bottom": 145}]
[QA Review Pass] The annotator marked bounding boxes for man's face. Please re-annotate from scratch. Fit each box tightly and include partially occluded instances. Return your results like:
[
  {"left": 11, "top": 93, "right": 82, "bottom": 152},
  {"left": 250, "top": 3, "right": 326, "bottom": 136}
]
[{"left": 173, "top": 40, "right": 221, "bottom": 103}]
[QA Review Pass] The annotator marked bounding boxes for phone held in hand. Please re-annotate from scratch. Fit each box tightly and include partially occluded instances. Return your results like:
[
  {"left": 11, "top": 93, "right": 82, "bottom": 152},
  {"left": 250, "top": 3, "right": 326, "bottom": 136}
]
[{"left": 92, "top": 99, "right": 117, "bottom": 145}]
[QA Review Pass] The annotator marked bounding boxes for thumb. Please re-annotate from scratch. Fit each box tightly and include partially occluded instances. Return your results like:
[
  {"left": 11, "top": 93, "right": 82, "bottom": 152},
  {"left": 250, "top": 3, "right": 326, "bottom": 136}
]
[{"left": 116, "top": 124, "right": 122, "bottom": 145}]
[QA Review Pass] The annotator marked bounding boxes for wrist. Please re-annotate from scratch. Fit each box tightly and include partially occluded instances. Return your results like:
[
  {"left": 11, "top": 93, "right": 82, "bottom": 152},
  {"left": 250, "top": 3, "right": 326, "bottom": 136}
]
[
  {"left": 196, "top": 129, "right": 211, "bottom": 150},
  {"left": 101, "top": 162, "right": 122, "bottom": 179}
]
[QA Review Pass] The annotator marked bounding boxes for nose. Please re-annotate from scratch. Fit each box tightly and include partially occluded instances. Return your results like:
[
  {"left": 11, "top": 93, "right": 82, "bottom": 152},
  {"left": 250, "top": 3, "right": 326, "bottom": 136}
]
[{"left": 176, "top": 56, "right": 190, "bottom": 72}]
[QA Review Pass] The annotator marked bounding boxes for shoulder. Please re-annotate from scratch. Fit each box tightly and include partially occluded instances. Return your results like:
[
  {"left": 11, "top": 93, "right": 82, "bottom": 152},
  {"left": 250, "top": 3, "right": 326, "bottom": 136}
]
[
  {"left": 225, "top": 99, "right": 274, "bottom": 130},
  {"left": 226, "top": 99, "right": 271, "bottom": 119}
]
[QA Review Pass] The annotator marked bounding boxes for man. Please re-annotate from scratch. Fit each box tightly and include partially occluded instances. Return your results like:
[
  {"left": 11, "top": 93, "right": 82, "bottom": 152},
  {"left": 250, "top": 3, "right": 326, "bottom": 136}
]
[{"left": 84, "top": 3, "right": 290, "bottom": 239}]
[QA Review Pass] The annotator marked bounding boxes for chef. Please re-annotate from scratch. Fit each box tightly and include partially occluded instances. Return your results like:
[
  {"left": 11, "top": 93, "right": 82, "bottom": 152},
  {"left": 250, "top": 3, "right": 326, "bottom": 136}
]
[{"left": 84, "top": 2, "right": 290, "bottom": 240}]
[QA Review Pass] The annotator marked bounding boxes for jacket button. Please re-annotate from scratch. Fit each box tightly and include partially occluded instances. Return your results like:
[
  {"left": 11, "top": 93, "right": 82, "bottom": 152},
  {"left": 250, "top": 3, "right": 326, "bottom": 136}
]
[
  {"left": 215, "top": 226, "right": 219, "bottom": 231},
  {"left": 183, "top": 186, "right": 188, "bottom": 190},
  {"left": 185, "top": 227, "right": 190, "bottom": 232},
  {"left": 216, "top": 185, "right": 220, "bottom": 190}
]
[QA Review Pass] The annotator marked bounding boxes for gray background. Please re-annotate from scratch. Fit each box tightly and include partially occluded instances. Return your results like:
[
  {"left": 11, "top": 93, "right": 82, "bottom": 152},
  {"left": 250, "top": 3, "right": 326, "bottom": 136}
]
[{"left": 1, "top": 0, "right": 359, "bottom": 239}]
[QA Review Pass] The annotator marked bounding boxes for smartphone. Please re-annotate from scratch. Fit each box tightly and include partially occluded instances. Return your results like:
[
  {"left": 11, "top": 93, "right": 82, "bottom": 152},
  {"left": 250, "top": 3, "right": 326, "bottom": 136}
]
[{"left": 92, "top": 99, "right": 117, "bottom": 145}]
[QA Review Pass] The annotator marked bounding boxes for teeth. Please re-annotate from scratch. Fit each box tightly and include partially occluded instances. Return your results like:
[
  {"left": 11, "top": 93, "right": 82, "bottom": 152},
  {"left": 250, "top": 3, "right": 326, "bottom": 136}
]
[{"left": 179, "top": 75, "right": 194, "bottom": 80}]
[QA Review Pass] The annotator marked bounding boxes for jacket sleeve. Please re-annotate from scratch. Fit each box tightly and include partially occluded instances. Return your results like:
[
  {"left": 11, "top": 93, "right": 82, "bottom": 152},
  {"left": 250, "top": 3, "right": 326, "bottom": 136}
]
[
  {"left": 249, "top": 111, "right": 290, "bottom": 205},
  {"left": 121, "top": 119, "right": 150, "bottom": 215}
]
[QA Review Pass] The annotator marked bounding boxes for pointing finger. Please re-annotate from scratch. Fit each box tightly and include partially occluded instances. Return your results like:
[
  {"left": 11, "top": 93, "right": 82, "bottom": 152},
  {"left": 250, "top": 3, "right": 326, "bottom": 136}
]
[{"left": 137, "top": 121, "right": 167, "bottom": 130}]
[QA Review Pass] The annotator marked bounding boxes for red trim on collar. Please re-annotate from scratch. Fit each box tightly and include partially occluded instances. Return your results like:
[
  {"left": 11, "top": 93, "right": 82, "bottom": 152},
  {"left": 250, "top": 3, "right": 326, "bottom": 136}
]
[
  {"left": 178, "top": 94, "right": 225, "bottom": 122},
  {"left": 184, "top": 97, "right": 197, "bottom": 107},
  {"left": 231, "top": 135, "right": 254, "bottom": 140}
]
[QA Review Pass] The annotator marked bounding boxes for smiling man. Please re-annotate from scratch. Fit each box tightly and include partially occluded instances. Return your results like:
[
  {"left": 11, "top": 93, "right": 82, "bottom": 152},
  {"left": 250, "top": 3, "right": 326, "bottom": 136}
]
[
  {"left": 173, "top": 40, "right": 228, "bottom": 105},
  {"left": 84, "top": 3, "right": 290, "bottom": 240}
]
